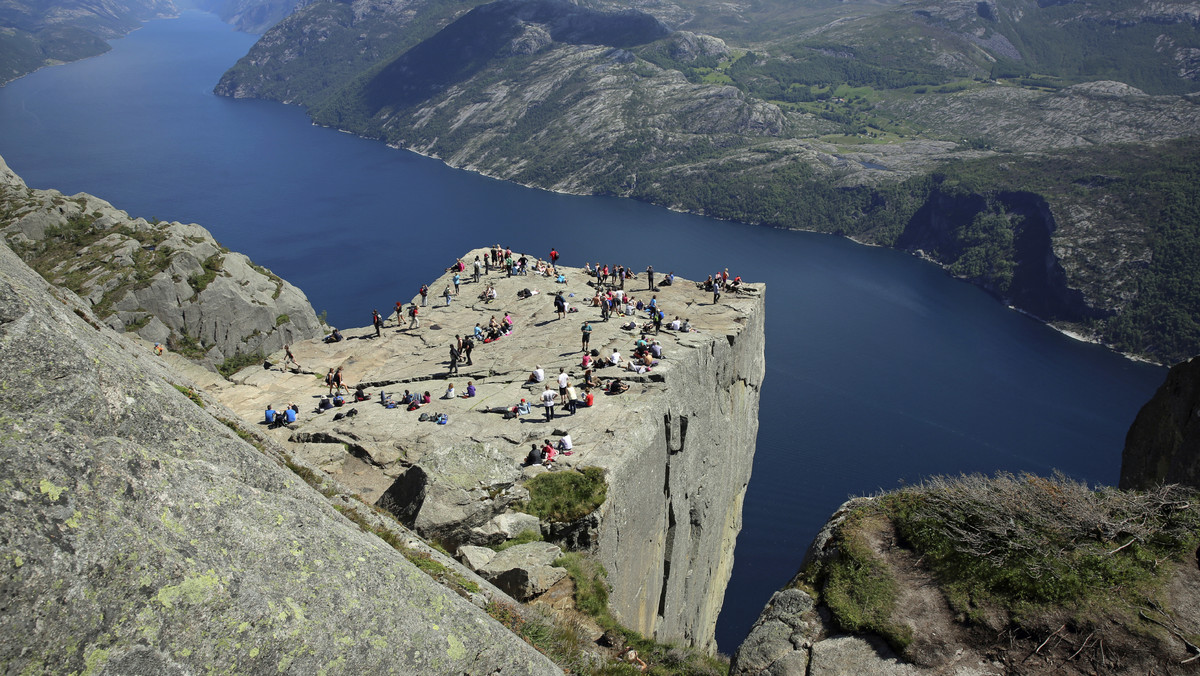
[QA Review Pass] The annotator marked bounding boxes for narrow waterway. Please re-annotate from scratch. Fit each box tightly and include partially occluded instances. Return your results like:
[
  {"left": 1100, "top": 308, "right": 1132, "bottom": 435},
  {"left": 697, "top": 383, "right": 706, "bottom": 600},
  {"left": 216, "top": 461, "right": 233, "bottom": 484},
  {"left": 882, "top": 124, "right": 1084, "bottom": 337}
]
[{"left": 0, "top": 11, "right": 1167, "bottom": 652}]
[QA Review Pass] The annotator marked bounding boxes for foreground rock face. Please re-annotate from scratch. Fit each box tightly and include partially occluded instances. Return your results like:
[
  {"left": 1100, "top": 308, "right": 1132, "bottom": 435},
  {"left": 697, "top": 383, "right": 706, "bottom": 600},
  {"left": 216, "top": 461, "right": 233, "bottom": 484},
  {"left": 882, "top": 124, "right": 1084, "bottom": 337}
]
[
  {"left": 1121, "top": 355, "right": 1200, "bottom": 491},
  {"left": 0, "top": 240, "right": 559, "bottom": 674},
  {"left": 0, "top": 154, "right": 323, "bottom": 366},
  {"left": 211, "top": 248, "right": 766, "bottom": 651}
]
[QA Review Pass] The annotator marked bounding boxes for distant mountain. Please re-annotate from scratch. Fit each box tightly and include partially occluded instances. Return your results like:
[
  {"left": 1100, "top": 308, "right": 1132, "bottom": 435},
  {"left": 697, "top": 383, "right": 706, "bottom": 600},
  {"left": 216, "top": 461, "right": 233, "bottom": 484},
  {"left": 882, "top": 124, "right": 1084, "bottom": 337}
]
[
  {"left": 0, "top": 0, "right": 177, "bottom": 84},
  {"left": 192, "top": 0, "right": 313, "bottom": 33}
]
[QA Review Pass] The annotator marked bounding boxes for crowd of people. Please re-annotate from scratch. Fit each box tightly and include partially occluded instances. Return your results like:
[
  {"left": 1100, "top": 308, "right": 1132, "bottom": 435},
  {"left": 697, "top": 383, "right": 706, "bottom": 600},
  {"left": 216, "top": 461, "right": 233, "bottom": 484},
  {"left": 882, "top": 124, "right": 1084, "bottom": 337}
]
[{"left": 289, "top": 246, "right": 742, "bottom": 480}]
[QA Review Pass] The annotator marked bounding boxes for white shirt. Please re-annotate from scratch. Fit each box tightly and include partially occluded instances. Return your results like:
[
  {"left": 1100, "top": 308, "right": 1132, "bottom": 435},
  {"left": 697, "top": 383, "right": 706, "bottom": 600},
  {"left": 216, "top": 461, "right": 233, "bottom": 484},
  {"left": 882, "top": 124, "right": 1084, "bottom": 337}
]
[
  {"left": 559, "top": 434, "right": 573, "bottom": 450},
  {"left": 541, "top": 390, "right": 556, "bottom": 407},
  {"left": 668, "top": 319, "right": 680, "bottom": 331},
  {"left": 532, "top": 368, "right": 545, "bottom": 382},
  {"left": 609, "top": 351, "right": 621, "bottom": 365},
  {"left": 557, "top": 372, "right": 569, "bottom": 389}
]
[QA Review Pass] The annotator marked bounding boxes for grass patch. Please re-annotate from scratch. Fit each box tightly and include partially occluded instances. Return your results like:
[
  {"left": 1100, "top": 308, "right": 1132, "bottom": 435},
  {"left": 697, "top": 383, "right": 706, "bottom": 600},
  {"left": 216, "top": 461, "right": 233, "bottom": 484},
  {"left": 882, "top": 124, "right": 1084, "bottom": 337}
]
[
  {"left": 217, "top": 351, "right": 264, "bottom": 379},
  {"left": 171, "top": 384, "right": 204, "bottom": 408},
  {"left": 806, "top": 509, "right": 912, "bottom": 651},
  {"left": 485, "top": 600, "right": 593, "bottom": 672},
  {"left": 492, "top": 528, "right": 544, "bottom": 552},
  {"left": 170, "top": 332, "right": 208, "bottom": 359},
  {"left": 516, "top": 466, "right": 607, "bottom": 522},
  {"left": 275, "top": 313, "right": 290, "bottom": 326},
  {"left": 553, "top": 551, "right": 729, "bottom": 675},
  {"left": 881, "top": 473, "right": 1200, "bottom": 626},
  {"left": 187, "top": 253, "right": 224, "bottom": 297}
]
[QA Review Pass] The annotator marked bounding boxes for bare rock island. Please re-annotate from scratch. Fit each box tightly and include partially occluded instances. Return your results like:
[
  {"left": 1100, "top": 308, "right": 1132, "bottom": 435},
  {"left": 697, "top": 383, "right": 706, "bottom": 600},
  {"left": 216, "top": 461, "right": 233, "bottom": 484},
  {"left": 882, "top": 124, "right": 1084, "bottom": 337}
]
[{"left": 214, "top": 249, "right": 767, "bottom": 651}]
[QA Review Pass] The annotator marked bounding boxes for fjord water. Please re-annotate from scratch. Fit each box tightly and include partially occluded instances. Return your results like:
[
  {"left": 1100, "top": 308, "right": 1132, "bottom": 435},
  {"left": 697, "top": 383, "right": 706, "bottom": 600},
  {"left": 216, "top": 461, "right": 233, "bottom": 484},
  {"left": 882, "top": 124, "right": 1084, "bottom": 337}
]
[{"left": 0, "top": 11, "right": 1167, "bottom": 651}]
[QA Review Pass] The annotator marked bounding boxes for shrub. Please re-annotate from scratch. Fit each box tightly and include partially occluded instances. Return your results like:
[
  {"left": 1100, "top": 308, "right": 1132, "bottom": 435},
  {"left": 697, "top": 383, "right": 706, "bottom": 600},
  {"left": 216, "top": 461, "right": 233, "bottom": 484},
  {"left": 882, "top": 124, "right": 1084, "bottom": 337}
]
[
  {"left": 518, "top": 466, "right": 607, "bottom": 522},
  {"left": 217, "top": 351, "right": 264, "bottom": 379}
]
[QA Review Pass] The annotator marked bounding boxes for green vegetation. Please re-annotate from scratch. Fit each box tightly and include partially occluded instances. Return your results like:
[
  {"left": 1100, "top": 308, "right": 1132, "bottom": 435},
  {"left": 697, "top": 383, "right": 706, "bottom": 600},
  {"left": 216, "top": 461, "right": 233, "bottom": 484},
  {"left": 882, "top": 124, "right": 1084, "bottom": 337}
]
[
  {"left": 883, "top": 474, "right": 1200, "bottom": 619},
  {"left": 492, "top": 528, "right": 544, "bottom": 552},
  {"left": 801, "top": 474, "right": 1200, "bottom": 656},
  {"left": 551, "top": 551, "right": 729, "bottom": 675},
  {"left": 187, "top": 254, "right": 224, "bottom": 297},
  {"left": 484, "top": 600, "right": 593, "bottom": 672},
  {"left": 516, "top": 467, "right": 607, "bottom": 522},
  {"left": 332, "top": 504, "right": 480, "bottom": 596},
  {"left": 172, "top": 384, "right": 204, "bottom": 408},
  {"left": 274, "top": 314, "right": 289, "bottom": 326},
  {"left": 796, "top": 510, "right": 912, "bottom": 651},
  {"left": 170, "top": 332, "right": 208, "bottom": 359},
  {"left": 216, "top": 351, "right": 264, "bottom": 379}
]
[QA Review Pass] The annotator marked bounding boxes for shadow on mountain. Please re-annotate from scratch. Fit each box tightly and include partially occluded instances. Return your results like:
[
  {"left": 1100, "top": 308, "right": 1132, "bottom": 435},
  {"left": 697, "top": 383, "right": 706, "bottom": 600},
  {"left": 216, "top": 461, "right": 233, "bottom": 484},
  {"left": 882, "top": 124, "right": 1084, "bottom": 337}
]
[{"left": 363, "top": 0, "right": 669, "bottom": 113}]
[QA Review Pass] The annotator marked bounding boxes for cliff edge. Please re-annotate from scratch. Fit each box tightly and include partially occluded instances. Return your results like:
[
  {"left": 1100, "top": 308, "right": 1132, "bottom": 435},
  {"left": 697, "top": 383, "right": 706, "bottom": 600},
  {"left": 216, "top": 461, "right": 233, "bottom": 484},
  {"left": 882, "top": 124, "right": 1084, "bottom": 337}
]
[
  {"left": 209, "top": 249, "right": 766, "bottom": 652},
  {"left": 0, "top": 238, "right": 561, "bottom": 673},
  {"left": 1121, "top": 355, "right": 1200, "bottom": 491},
  {"left": 732, "top": 474, "right": 1200, "bottom": 675}
]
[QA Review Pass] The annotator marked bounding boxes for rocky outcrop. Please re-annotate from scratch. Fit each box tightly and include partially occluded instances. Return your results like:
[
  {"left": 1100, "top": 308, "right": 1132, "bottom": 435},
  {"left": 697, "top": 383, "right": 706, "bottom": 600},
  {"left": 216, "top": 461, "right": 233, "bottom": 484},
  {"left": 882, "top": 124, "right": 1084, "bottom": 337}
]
[
  {"left": 0, "top": 239, "right": 560, "bottom": 674},
  {"left": 1120, "top": 355, "right": 1200, "bottom": 490},
  {"left": 459, "top": 542, "right": 569, "bottom": 601},
  {"left": 0, "top": 154, "right": 323, "bottom": 367},
  {"left": 208, "top": 248, "right": 766, "bottom": 652}
]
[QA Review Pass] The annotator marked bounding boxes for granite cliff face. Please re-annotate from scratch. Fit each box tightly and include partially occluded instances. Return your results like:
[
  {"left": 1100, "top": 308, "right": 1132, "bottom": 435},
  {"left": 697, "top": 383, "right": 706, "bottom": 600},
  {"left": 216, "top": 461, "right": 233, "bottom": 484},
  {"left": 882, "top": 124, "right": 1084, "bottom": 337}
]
[
  {"left": 207, "top": 249, "right": 766, "bottom": 652},
  {"left": 0, "top": 154, "right": 323, "bottom": 367},
  {"left": 0, "top": 239, "right": 561, "bottom": 674},
  {"left": 1121, "top": 355, "right": 1200, "bottom": 490}
]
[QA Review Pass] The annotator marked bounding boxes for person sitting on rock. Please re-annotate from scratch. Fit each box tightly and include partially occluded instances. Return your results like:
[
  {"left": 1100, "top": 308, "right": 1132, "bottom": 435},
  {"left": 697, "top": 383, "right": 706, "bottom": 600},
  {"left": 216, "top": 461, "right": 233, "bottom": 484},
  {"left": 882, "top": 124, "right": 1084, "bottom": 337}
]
[
  {"left": 541, "top": 440, "right": 557, "bottom": 466},
  {"left": 354, "top": 384, "right": 370, "bottom": 402},
  {"left": 607, "top": 378, "right": 629, "bottom": 394},
  {"left": 443, "top": 383, "right": 456, "bottom": 399},
  {"left": 528, "top": 365, "right": 545, "bottom": 383},
  {"left": 265, "top": 404, "right": 277, "bottom": 425},
  {"left": 557, "top": 433, "right": 573, "bottom": 453},
  {"left": 284, "top": 404, "right": 298, "bottom": 424},
  {"left": 463, "top": 382, "right": 476, "bottom": 398},
  {"left": 607, "top": 349, "right": 621, "bottom": 367},
  {"left": 525, "top": 444, "right": 542, "bottom": 467}
]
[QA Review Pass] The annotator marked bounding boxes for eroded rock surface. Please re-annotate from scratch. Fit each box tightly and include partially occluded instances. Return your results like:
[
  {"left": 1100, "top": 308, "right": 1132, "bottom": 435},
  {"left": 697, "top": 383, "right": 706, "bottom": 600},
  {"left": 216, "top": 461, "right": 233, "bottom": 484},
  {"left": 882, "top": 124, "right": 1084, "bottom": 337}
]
[
  {"left": 0, "top": 239, "right": 559, "bottom": 674},
  {"left": 211, "top": 247, "right": 766, "bottom": 651}
]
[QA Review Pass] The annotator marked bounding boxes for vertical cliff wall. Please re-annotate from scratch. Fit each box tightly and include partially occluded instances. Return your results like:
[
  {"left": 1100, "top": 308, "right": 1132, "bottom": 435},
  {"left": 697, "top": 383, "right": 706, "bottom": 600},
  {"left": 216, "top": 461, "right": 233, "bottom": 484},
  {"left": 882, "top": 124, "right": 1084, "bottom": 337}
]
[
  {"left": 592, "top": 291, "right": 764, "bottom": 652},
  {"left": 1120, "top": 355, "right": 1200, "bottom": 490},
  {"left": 204, "top": 249, "right": 766, "bottom": 653}
]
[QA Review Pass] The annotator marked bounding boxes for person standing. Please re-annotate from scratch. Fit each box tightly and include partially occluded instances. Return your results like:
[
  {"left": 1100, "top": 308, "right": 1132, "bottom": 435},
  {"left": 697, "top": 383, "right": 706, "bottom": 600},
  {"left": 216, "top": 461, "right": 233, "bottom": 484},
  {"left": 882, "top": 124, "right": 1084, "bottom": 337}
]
[
  {"left": 408, "top": 304, "right": 420, "bottom": 329},
  {"left": 448, "top": 344, "right": 460, "bottom": 375},
  {"left": 557, "top": 368, "right": 569, "bottom": 401},
  {"left": 550, "top": 248, "right": 559, "bottom": 266},
  {"left": 419, "top": 284, "right": 429, "bottom": 307},
  {"left": 372, "top": 309, "right": 383, "bottom": 338},
  {"left": 326, "top": 368, "right": 336, "bottom": 395},
  {"left": 541, "top": 384, "right": 556, "bottom": 422},
  {"left": 443, "top": 285, "right": 453, "bottom": 306},
  {"left": 554, "top": 292, "right": 566, "bottom": 320},
  {"left": 646, "top": 265, "right": 655, "bottom": 291},
  {"left": 713, "top": 279, "right": 722, "bottom": 304},
  {"left": 473, "top": 256, "right": 482, "bottom": 283},
  {"left": 462, "top": 335, "right": 474, "bottom": 365},
  {"left": 581, "top": 320, "right": 592, "bottom": 352}
]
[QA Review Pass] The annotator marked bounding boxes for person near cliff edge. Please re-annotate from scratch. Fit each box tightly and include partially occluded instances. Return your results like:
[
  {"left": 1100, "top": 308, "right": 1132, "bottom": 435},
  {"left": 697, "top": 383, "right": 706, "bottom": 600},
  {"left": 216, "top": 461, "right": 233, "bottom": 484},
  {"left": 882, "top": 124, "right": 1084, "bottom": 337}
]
[
  {"left": 372, "top": 309, "right": 383, "bottom": 338},
  {"left": 645, "top": 265, "right": 655, "bottom": 291},
  {"left": 541, "top": 384, "right": 557, "bottom": 421},
  {"left": 408, "top": 304, "right": 420, "bottom": 329},
  {"left": 419, "top": 284, "right": 429, "bottom": 307}
]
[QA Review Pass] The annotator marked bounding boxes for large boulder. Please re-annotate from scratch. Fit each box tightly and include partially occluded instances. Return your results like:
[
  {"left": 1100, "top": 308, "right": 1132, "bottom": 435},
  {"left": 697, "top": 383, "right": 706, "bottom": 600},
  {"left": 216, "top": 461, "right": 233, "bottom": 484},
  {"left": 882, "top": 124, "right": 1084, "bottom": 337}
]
[
  {"left": 0, "top": 239, "right": 559, "bottom": 675},
  {"left": 475, "top": 542, "right": 568, "bottom": 601}
]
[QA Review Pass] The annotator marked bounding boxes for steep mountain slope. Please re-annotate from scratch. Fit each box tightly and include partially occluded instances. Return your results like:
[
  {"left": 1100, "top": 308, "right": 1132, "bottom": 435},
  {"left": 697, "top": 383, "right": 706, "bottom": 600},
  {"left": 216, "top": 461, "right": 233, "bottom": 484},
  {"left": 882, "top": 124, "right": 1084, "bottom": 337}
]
[
  {"left": 0, "top": 223, "right": 561, "bottom": 675},
  {"left": 0, "top": 0, "right": 177, "bottom": 84},
  {"left": 218, "top": 0, "right": 1200, "bottom": 362}
]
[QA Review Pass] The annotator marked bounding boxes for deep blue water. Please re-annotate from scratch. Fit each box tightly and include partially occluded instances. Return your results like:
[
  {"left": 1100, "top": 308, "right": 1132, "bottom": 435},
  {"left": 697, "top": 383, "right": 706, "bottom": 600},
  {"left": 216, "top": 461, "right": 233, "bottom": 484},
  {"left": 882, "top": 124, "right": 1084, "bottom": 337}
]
[{"left": 0, "top": 11, "right": 1167, "bottom": 653}]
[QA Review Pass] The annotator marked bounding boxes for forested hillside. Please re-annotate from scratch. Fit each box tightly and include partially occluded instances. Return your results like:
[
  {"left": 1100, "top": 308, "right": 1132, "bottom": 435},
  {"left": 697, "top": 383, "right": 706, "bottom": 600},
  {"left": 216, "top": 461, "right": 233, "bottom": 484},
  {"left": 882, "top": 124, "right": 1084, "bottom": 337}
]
[{"left": 214, "top": 0, "right": 1200, "bottom": 363}]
